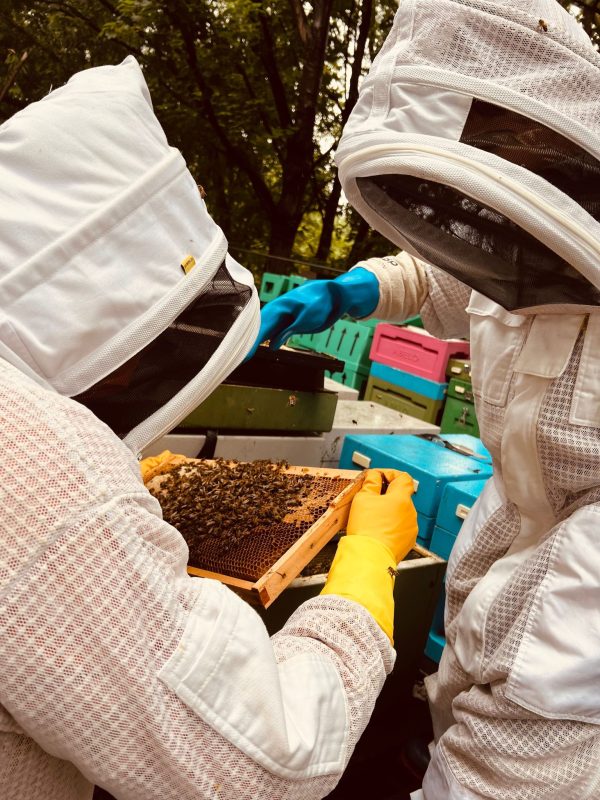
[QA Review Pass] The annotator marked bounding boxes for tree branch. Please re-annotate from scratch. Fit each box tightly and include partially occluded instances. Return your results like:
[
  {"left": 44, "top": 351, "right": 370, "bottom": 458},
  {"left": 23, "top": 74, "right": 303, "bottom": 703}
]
[
  {"left": 287, "top": 0, "right": 309, "bottom": 46},
  {"left": 163, "top": 4, "right": 276, "bottom": 217},
  {"left": 258, "top": 10, "right": 292, "bottom": 129}
]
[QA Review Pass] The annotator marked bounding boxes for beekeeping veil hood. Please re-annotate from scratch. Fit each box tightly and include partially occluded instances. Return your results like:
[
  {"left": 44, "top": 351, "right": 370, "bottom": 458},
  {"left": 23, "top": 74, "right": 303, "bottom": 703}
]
[
  {"left": 336, "top": 0, "right": 600, "bottom": 314},
  {"left": 0, "top": 56, "right": 259, "bottom": 455}
]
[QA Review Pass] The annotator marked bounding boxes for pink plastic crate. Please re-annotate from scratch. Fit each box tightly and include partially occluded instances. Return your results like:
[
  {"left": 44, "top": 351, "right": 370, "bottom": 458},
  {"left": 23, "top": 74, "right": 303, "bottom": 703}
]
[{"left": 370, "top": 324, "right": 470, "bottom": 383}]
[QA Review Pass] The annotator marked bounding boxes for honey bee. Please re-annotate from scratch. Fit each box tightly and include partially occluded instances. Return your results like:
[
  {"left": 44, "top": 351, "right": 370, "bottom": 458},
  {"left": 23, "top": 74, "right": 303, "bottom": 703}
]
[{"left": 537, "top": 18, "right": 548, "bottom": 33}]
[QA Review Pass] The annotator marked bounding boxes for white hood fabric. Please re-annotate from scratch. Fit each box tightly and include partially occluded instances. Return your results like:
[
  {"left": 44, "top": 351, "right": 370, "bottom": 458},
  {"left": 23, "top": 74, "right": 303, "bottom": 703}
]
[
  {"left": 338, "top": 2, "right": 600, "bottom": 797},
  {"left": 0, "top": 56, "right": 260, "bottom": 453},
  {"left": 337, "top": 0, "right": 600, "bottom": 314}
]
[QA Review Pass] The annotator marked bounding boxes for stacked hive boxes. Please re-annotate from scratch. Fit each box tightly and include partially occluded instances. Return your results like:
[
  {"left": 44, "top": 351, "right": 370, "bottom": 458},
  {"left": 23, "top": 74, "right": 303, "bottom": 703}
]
[
  {"left": 338, "top": 433, "right": 492, "bottom": 549},
  {"left": 338, "top": 433, "right": 492, "bottom": 663},
  {"left": 425, "top": 478, "right": 488, "bottom": 662},
  {"left": 289, "top": 317, "right": 378, "bottom": 393},
  {"left": 439, "top": 358, "right": 479, "bottom": 436},
  {"left": 365, "top": 324, "right": 470, "bottom": 425}
]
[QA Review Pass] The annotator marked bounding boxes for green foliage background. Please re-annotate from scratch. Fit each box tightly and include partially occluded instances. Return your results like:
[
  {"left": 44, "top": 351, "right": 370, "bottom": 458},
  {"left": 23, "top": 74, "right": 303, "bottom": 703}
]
[{"left": 1, "top": 1, "right": 597, "bottom": 279}]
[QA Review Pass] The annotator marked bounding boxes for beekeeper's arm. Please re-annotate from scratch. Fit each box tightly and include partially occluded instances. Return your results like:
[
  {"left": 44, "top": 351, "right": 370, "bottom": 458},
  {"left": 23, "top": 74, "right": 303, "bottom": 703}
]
[
  {"left": 1, "top": 374, "right": 413, "bottom": 799},
  {"left": 250, "top": 251, "right": 471, "bottom": 358},
  {"left": 321, "top": 469, "right": 417, "bottom": 643}
]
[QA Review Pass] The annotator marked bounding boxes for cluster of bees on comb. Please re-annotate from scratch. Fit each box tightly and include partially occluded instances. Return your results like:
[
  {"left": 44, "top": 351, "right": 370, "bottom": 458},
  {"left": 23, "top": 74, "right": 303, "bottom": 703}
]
[{"left": 146, "top": 459, "right": 314, "bottom": 553}]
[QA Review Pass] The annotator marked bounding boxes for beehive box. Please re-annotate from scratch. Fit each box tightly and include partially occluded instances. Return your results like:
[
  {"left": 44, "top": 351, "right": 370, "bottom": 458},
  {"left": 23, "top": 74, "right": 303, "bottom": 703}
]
[
  {"left": 145, "top": 458, "right": 364, "bottom": 608},
  {"left": 370, "top": 324, "right": 470, "bottom": 383}
]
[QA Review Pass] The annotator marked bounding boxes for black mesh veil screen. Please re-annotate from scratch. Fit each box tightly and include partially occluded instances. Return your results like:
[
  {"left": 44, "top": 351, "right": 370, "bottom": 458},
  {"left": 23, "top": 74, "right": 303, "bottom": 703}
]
[
  {"left": 75, "top": 261, "right": 252, "bottom": 435},
  {"left": 460, "top": 99, "right": 600, "bottom": 223},
  {"left": 357, "top": 174, "right": 600, "bottom": 311}
]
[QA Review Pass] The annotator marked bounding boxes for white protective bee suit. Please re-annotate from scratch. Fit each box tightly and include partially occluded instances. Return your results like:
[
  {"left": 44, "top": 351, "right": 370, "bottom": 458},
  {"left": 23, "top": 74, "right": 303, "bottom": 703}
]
[
  {"left": 336, "top": 1, "right": 600, "bottom": 797},
  {"left": 0, "top": 58, "right": 396, "bottom": 799}
]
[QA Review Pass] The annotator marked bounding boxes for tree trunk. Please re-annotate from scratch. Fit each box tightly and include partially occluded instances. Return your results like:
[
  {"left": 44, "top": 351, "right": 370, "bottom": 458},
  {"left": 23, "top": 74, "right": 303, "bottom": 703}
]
[
  {"left": 315, "top": 0, "right": 373, "bottom": 265},
  {"left": 315, "top": 176, "right": 342, "bottom": 262},
  {"left": 345, "top": 216, "right": 371, "bottom": 266}
]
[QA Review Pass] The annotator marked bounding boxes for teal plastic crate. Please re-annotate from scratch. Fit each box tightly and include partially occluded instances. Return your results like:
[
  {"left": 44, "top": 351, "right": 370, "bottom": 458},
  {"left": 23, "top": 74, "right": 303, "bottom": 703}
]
[
  {"left": 286, "top": 274, "right": 308, "bottom": 291},
  {"left": 425, "top": 478, "right": 489, "bottom": 664},
  {"left": 344, "top": 315, "right": 380, "bottom": 330},
  {"left": 416, "top": 512, "right": 436, "bottom": 548},
  {"left": 290, "top": 316, "right": 379, "bottom": 372},
  {"left": 369, "top": 362, "right": 447, "bottom": 401},
  {"left": 323, "top": 318, "right": 375, "bottom": 370},
  {"left": 259, "top": 272, "right": 308, "bottom": 304},
  {"left": 326, "top": 364, "right": 369, "bottom": 393},
  {"left": 287, "top": 329, "right": 330, "bottom": 352},
  {"left": 435, "top": 479, "right": 488, "bottom": 538},
  {"left": 425, "top": 629, "right": 446, "bottom": 663},
  {"left": 339, "top": 434, "right": 492, "bottom": 518},
  {"left": 259, "top": 272, "right": 289, "bottom": 303}
]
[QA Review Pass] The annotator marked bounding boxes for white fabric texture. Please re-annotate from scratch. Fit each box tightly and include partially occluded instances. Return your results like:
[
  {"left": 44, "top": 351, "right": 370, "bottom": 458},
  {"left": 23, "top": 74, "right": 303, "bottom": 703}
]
[
  {"left": 371, "top": 255, "right": 600, "bottom": 798},
  {"left": 0, "top": 358, "right": 394, "bottom": 799},
  {"left": 353, "top": 254, "right": 429, "bottom": 322},
  {"left": 336, "top": 0, "right": 600, "bottom": 312},
  {"left": 158, "top": 580, "right": 349, "bottom": 779},
  {"left": 0, "top": 57, "right": 259, "bottom": 452}
]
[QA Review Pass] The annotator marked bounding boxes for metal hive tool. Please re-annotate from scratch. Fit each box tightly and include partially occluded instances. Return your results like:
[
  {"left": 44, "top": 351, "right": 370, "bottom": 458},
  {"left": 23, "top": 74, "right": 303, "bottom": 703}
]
[{"left": 145, "top": 459, "right": 364, "bottom": 607}]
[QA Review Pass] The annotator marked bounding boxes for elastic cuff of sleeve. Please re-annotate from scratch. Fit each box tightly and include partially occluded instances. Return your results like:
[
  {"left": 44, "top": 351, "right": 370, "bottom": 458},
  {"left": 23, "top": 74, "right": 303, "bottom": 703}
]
[{"left": 320, "top": 536, "right": 396, "bottom": 643}]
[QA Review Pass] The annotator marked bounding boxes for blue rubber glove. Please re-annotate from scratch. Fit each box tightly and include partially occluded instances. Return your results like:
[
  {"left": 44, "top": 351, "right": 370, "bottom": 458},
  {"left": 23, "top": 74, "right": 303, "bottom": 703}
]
[{"left": 248, "top": 267, "right": 379, "bottom": 358}]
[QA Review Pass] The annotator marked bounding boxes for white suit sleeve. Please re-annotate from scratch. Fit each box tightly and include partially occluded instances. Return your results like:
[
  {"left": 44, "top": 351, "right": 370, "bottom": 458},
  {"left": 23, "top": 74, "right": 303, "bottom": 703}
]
[
  {"left": 0, "top": 361, "right": 393, "bottom": 800},
  {"left": 354, "top": 252, "right": 472, "bottom": 339}
]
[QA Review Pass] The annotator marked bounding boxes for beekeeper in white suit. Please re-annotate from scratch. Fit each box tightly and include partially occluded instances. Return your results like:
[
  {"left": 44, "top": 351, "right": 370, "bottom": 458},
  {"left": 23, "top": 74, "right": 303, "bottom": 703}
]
[
  {"left": 0, "top": 57, "right": 420, "bottom": 799},
  {"left": 258, "top": 1, "right": 600, "bottom": 797}
]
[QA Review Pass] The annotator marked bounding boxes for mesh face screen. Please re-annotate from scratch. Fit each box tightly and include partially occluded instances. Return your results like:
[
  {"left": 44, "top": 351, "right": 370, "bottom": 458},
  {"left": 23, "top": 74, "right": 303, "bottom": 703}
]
[
  {"left": 461, "top": 99, "right": 600, "bottom": 223},
  {"left": 358, "top": 174, "right": 600, "bottom": 311},
  {"left": 75, "top": 261, "right": 252, "bottom": 434}
]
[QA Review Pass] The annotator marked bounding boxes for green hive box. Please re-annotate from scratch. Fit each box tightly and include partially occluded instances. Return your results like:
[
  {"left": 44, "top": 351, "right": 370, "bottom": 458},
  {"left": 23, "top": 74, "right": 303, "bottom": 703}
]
[
  {"left": 440, "top": 379, "right": 479, "bottom": 436},
  {"left": 399, "top": 315, "right": 424, "bottom": 328},
  {"left": 259, "top": 272, "right": 307, "bottom": 304},
  {"left": 259, "top": 272, "right": 289, "bottom": 303},
  {"left": 179, "top": 384, "right": 338, "bottom": 433},
  {"left": 286, "top": 274, "right": 308, "bottom": 291},
  {"left": 365, "top": 375, "right": 445, "bottom": 424},
  {"left": 320, "top": 318, "right": 375, "bottom": 371},
  {"left": 287, "top": 329, "right": 330, "bottom": 352},
  {"left": 446, "top": 358, "right": 472, "bottom": 382},
  {"left": 289, "top": 317, "right": 379, "bottom": 374},
  {"left": 326, "top": 364, "right": 370, "bottom": 394}
]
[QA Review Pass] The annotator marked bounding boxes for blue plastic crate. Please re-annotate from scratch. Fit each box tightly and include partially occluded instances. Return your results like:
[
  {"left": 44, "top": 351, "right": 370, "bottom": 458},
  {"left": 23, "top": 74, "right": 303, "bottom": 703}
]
[
  {"left": 369, "top": 361, "right": 447, "bottom": 401},
  {"left": 435, "top": 479, "right": 488, "bottom": 537},
  {"left": 416, "top": 512, "right": 436, "bottom": 548},
  {"left": 425, "top": 629, "right": 446, "bottom": 663},
  {"left": 429, "top": 525, "right": 455, "bottom": 561},
  {"left": 422, "top": 478, "right": 489, "bottom": 666},
  {"left": 339, "top": 434, "right": 492, "bottom": 518}
]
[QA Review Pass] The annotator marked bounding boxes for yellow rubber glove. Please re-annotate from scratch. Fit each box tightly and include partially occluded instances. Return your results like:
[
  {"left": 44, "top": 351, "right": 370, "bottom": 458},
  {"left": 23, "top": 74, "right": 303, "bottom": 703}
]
[
  {"left": 321, "top": 469, "right": 418, "bottom": 643},
  {"left": 139, "top": 450, "right": 189, "bottom": 483}
]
